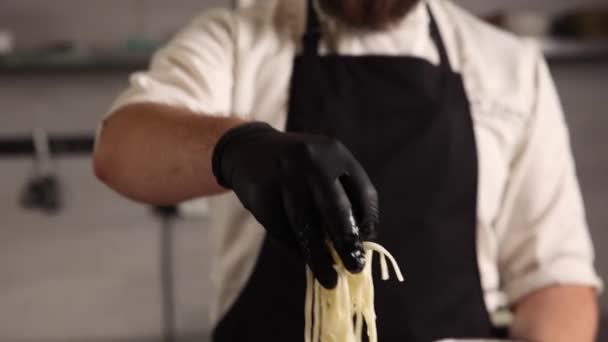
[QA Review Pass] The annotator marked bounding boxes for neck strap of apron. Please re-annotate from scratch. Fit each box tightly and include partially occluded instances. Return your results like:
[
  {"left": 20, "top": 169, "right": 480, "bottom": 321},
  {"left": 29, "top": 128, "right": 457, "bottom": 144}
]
[
  {"left": 303, "top": 0, "right": 322, "bottom": 55},
  {"left": 302, "top": 0, "right": 452, "bottom": 70}
]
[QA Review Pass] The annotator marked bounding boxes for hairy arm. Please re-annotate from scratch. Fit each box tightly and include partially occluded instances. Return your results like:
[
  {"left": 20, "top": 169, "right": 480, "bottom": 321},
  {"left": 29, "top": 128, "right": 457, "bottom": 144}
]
[
  {"left": 510, "top": 285, "right": 598, "bottom": 342},
  {"left": 94, "top": 102, "right": 247, "bottom": 205}
]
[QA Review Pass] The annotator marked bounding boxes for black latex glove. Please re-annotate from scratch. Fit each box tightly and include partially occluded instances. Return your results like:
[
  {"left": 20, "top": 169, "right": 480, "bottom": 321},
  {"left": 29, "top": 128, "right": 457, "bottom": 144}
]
[{"left": 212, "top": 122, "right": 378, "bottom": 289}]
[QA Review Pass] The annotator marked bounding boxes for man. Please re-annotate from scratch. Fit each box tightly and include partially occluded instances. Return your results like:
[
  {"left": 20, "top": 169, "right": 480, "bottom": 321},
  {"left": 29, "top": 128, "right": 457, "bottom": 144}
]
[{"left": 94, "top": 0, "right": 602, "bottom": 341}]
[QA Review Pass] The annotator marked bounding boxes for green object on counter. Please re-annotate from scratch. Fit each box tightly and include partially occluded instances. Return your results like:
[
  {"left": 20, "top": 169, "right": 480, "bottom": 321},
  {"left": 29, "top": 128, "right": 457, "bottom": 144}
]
[
  {"left": 126, "top": 37, "right": 161, "bottom": 53},
  {"left": 0, "top": 49, "right": 153, "bottom": 71},
  {"left": 0, "top": 37, "right": 162, "bottom": 71}
]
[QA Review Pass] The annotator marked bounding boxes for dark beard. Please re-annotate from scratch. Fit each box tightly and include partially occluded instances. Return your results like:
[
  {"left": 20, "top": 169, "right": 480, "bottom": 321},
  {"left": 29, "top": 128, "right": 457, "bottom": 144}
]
[{"left": 318, "top": 0, "right": 420, "bottom": 30}]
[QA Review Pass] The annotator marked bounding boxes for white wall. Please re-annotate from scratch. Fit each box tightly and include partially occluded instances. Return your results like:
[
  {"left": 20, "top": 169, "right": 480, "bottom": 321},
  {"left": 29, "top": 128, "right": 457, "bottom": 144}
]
[
  {"left": 0, "top": 2, "right": 230, "bottom": 342},
  {"left": 0, "top": 72, "right": 214, "bottom": 342}
]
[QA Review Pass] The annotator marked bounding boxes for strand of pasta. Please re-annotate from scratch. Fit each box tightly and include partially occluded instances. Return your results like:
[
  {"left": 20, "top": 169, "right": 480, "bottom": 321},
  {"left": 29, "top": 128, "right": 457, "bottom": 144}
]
[{"left": 305, "top": 242, "right": 404, "bottom": 342}]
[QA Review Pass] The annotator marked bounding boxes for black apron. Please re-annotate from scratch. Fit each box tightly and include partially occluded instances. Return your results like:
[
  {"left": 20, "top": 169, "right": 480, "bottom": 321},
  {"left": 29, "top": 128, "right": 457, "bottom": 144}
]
[{"left": 214, "top": 3, "right": 500, "bottom": 341}]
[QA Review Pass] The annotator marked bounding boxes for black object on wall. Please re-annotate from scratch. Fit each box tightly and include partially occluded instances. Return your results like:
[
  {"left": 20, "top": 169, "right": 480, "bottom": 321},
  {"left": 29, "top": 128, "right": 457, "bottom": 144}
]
[{"left": 0, "top": 133, "right": 94, "bottom": 156}]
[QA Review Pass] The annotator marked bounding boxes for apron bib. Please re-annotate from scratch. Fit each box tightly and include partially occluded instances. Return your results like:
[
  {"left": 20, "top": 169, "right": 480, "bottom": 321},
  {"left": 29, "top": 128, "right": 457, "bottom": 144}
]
[{"left": 214, "top": 3, "right": 498, "bottom": 341}]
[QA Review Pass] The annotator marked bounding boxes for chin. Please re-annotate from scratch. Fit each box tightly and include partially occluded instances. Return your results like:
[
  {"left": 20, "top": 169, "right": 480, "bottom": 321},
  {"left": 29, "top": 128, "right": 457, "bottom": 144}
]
[{"left": 318, "top": 0, "right": 419, "bottom": 30}]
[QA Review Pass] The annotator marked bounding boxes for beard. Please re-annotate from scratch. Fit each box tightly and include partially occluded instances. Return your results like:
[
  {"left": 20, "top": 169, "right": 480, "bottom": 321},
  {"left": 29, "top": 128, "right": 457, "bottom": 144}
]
[{"left": 318, "top": 0, "right": 420, "bottom": 30}]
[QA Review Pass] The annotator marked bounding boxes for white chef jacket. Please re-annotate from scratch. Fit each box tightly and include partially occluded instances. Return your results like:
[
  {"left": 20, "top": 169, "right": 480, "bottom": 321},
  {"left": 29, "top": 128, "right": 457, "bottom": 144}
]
[{"left": 105, "top": 0, "right": 602, "bottom": 328}]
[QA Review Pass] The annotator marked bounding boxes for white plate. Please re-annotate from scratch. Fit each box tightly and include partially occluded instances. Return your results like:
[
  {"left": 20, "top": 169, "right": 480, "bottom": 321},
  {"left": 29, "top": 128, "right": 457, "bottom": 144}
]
[{"left": 435, "top": 340, "right": 522, "bottom": 342}]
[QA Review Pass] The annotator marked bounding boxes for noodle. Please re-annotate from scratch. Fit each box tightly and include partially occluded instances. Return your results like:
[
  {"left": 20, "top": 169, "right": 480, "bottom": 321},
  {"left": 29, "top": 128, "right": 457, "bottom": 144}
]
[{"left": 304, "top": 242, "right": 404, "bottom": 342}]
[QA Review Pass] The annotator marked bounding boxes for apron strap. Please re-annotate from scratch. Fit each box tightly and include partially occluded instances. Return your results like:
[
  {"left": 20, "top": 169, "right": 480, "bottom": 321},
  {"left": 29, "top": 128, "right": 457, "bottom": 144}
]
[
  {"left": 303, "top": 0, "right": 322, "bottom": 55},
  {"left": 427, "top": 4, "right": 452, "bottom": 71},
  {"left": 301, "top": 0, "right": 453, "bottom": 72}
]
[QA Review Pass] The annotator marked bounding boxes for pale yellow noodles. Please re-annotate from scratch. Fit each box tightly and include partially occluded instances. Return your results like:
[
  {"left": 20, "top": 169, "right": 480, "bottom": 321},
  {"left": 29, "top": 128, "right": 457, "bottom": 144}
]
[{"left": 305, "top": 242, "right": 404, "bottom": 342}]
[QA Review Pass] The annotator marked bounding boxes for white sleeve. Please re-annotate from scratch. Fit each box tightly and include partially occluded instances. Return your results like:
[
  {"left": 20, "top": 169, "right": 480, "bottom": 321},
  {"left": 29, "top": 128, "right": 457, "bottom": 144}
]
[
  {"left": 107, "top": 8, "right": 236, "bottom": 117},
  {"left": 495, "top": 51, "right": 603, "bottom": 305}
]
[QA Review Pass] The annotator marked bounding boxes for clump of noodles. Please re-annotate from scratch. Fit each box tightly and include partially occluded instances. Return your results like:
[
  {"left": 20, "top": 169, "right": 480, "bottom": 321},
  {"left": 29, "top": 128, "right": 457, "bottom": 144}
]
[{"left": 305, "top": 242, "right": 404, "bottom": 342}]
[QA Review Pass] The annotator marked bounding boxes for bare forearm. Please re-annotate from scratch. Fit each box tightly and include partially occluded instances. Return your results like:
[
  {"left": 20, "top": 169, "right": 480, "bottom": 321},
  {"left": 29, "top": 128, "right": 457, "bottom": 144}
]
[
  {"left": 510, "top": 285, "right": 598, "bottom": 342},
  {"left": 94, "top": 102, "right": 247, "bottom": 205}
]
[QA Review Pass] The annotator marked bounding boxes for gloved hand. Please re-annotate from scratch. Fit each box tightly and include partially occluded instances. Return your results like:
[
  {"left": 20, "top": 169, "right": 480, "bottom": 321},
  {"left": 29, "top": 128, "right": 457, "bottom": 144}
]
[{"left": 212, "top": 122, "right": 378, "bottom": 289}]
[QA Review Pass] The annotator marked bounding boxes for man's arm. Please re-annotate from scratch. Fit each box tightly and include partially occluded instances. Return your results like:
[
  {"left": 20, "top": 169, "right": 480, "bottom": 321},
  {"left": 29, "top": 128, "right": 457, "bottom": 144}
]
[
  {"left": 94, "top": 102, "right": 247, "bottom": 205},
  {"left": 510, "top": 285, "right": 598, "bottom": 342},
  {"left": 93, "top": 7, "right": 243, "bottom": 205},
  {"left": 494, "top": 51, "right": 602, "bottom": 340}
]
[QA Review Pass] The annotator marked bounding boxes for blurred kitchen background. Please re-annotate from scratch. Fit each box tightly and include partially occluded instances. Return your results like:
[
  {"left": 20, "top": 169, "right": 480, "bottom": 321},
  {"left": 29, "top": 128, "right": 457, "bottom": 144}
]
[{"left": 0, "top": 0, "right": 606, "bottom": 341}]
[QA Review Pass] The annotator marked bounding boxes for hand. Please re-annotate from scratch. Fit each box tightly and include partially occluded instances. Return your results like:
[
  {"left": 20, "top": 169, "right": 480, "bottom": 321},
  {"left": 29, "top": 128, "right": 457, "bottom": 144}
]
[{"left": 212, "top": 122, "right": 379, "bottom": 288}]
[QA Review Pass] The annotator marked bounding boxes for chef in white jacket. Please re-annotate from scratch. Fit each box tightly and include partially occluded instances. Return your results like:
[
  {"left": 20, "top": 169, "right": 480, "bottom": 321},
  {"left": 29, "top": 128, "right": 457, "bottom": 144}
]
[{"left": 94, "top": 0, "right": 602, "bottom": 341}]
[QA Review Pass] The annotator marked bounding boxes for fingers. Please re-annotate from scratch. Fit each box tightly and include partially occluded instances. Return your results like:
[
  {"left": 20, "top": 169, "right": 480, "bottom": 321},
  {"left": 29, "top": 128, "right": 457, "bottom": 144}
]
[
  {"left": 277, "top": 138, "right": 376, "bottom": 284},
  {"left": 341, "top": 162, "right": 379, "bottom": 240},
  {"left": 281, "top": 176, "right": 337, "bottom": 289},
  {"left": 311, "top": 177, "right": 366, "bottom": 274},
  {"left": 315, "top": 140, "right": 379, "bottom": 240},
  {"left": 233, "top": 178, "right": 299, "bottom": 251},
  {"left": 306, "top": 224, "right": 338, "bottom": 289}
]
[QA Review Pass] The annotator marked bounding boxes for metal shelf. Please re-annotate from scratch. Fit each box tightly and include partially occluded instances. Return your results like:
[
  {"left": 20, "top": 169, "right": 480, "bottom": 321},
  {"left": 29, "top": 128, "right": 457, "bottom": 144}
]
[
  {"left": 0, "top": 134, "right": 94, "bottom": 157},
  {"left": 1, "top": 38, "right": 606, "bottom": 73},
  {"left": 541, "top": 38, "right": 608, "bottom": 63},
  {"left": 0, "top": 51, "right": 151, "bottom": 72}
]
